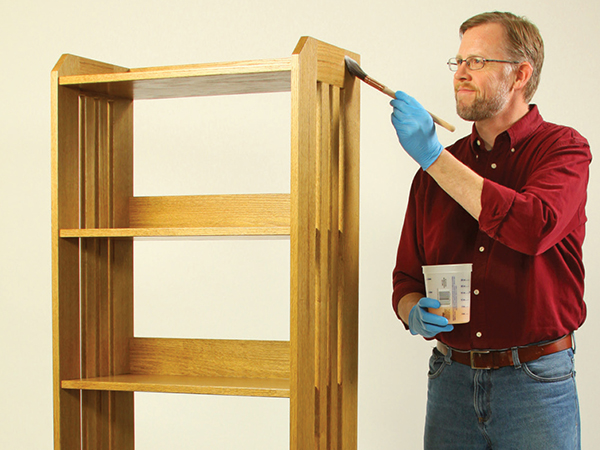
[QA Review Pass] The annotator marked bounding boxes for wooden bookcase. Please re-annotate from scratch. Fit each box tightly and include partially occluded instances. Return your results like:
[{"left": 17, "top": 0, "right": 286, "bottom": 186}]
[{"left": 51, "top": 37, "right": 360, "bottom": 449}]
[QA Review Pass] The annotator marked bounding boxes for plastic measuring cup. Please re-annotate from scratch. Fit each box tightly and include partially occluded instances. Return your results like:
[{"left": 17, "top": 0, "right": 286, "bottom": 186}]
[{"left": 422, "top": 263, "right": 473, "bottom": 324}]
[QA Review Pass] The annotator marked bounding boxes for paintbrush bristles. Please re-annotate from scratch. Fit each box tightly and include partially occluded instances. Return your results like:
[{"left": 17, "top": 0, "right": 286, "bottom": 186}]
[
  {"left": 345, "top": 56, "right": 395, "bottom": 98},
  {"left": 344, "top": 56, "right": 367, "bottom": 80}
]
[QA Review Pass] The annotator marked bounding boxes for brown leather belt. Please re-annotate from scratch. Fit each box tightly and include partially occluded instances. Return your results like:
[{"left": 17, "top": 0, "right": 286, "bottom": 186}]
[{"left": 436, "top": 334, "right": 573, "bottom": 370}]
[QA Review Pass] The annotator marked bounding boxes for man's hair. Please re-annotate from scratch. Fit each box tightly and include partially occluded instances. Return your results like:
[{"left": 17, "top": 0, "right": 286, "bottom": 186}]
[{"left": 460, "top": 11, "right": 544, "bottom": 103}]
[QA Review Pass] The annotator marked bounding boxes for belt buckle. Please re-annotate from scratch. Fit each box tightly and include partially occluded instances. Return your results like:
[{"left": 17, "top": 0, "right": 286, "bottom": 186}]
[{"left": 470, "top": 350, "right": 491, "bottom": 369}]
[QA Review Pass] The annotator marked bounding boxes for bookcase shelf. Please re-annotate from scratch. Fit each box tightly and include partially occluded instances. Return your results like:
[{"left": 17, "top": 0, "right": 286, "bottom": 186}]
[
  {"left": 59, "top": 193, "right": 291, "bottom": 237},
  {"left": 52, "top": 36, "right": 360, "bottom": 450},
  {"left": 61, "top": 374, "right": 290, "bottom": 398},
  {"left": 59, "top": 226, "right": 291, "bottom": 238},
  {"left": 62, "top": 337, "right": 291, "bottom": 398}
]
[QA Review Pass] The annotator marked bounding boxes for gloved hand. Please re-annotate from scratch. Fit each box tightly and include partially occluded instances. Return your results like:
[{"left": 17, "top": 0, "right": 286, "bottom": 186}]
[
  {"left": 390, "top": 91, "right": 444, "bottom": 170},
  {"left": 408, "top": 297, "right": 454, "bottom": 338}
]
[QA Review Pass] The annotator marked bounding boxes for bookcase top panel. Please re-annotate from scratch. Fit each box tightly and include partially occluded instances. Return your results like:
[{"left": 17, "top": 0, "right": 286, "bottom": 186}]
[{"left": 59, "top": 57, "right": 292, "bottom": 99}]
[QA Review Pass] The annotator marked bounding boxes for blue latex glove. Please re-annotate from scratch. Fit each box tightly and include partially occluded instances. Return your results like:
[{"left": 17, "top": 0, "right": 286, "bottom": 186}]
[
  {"left": 390, "top": 91, "right": 444, "bottom": 170},
  {"left": 408, "top": 297, "right": 454, "bottom": 338}
]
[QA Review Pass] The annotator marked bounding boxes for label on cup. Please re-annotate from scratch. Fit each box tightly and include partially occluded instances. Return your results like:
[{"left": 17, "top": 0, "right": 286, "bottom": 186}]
[{"left": 422, "top": 263, "right": 472, "bottom": 324}]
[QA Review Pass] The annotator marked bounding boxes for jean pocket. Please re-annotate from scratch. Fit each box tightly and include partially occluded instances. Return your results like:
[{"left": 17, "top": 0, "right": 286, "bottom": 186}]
[
  {"left": 522, "top": 349, "right": 575, "bottom": 382},
  {"left": 427, "top": 348, "right": 447, "bottom": 379}
]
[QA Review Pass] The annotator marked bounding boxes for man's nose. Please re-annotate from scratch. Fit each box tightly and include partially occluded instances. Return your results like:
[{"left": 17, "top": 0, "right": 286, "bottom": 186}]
[{"left": 454, "top": 62, "right": 471, "bottom": 80}]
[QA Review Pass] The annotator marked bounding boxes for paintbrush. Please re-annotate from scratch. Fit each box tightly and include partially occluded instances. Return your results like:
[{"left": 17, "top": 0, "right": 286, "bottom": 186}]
[{"left": 344, "top": 56, "right": 455, "bottom": 132}]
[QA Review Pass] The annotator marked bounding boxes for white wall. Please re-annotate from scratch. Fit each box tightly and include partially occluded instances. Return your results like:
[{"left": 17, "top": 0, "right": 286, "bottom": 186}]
[{"left": 1, "top": 0, "right": 598, "bottom": 448}]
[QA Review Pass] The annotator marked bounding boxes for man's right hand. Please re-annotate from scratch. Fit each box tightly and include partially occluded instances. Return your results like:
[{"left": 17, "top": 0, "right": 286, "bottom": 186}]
[
  {"left": 390, "top": 91, "right": 443, "bottom": 170},
  {"left": 408, "top": 297, "right": 454, "bottom": 338}
]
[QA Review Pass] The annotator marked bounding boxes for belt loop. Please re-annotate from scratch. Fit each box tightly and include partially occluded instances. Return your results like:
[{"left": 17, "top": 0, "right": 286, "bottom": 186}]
[
  {"left": 444, "top": 346, "right": 453, "bottom": 365},
  {"left": 511, "top": 347, "right": 521, "bottom": 369}
]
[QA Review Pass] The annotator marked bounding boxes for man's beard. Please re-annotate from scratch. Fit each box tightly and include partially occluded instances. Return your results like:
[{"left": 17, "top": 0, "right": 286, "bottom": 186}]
[{"left": 455, "top": 81, "right": 512, "bottom": 121}]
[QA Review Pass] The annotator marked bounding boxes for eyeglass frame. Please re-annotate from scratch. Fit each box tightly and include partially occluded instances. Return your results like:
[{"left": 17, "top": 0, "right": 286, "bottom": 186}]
[{"left": 447, "top": 56, "right": 521, "bottom": 72}]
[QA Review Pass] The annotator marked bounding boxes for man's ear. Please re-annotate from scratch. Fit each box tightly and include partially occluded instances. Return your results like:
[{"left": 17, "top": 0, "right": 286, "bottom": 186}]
[{"left": 513, "top": 61, "right": 534, "bottom": 93}]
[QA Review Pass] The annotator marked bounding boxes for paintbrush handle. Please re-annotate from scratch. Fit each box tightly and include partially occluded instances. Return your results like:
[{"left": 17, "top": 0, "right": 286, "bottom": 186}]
[
  {"left": 366, "top": 76, "right": 455, "bottom": 132},
  {"left": 363, "top": 76, "right": 396, "bottom": 98},
  {"left": 428, "top": 111, "right": 456, "bottom": 132},
  {"left": 381, "top": 86, "right": 397, "bottom": 99}
]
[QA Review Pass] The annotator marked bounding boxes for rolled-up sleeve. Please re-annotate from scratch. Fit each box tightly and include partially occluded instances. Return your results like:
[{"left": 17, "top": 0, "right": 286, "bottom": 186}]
[{"left": 479, "top": 129, "right": 591, "bottom": 256}]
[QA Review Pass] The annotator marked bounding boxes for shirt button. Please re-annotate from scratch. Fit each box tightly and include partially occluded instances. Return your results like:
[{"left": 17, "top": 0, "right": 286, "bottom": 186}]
[
  {"left": 491, "top": 163, "right": 497, "bottom": 169},
  {"left": 479, "top": 246, "right": 485, "bottom": 252},
  {"left": 511, "top": 148, "right": 516, "bottom": 153},
  {"left": 473, "top": 289, "right": 480, "bottom": 295},
  {"left": 476, "top": 139, "right": 481, "bottom": 146},
  {"left": 476, "top": 332, "right": 483, "bottom": 338}
]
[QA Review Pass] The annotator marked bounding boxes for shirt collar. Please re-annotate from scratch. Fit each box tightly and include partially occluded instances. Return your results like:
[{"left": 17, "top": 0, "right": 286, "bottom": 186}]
[{"left": 469, "top": 105, "right": 544, "bottom": 153}]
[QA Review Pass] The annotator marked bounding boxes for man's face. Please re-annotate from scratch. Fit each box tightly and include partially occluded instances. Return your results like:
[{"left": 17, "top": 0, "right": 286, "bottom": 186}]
[{"left": 454, "top": 23, "right": 516, "bottom": 122}]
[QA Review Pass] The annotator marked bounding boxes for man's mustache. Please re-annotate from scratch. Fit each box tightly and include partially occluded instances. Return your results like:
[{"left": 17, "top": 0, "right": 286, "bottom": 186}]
[{"left": 455, "top": 83, "right": 478, "bottom": 94}]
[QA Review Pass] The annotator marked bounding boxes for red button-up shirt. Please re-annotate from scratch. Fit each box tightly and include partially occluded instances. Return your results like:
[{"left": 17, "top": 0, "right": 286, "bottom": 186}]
[{"left": 392, "top": 106, "right": 591, "bottom": 350}]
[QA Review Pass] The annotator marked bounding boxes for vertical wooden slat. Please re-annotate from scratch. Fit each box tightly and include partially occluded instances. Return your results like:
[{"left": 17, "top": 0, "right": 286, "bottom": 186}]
[
  {"left": 96, "top": 99, "right": 110, "bottom": 390},
  {"left": 97, "top": 99, "right": 110, "bottom": 229},
  {"left": 316, "top": 81, "right": 331, "bottom": 450},
  {"left": 329, "top": 85, "right": 341, "bottom": 450},
  {"left": 335, "top": 86, "right": 347, "bottom": 450},
  {"left": 314, "top": 80, "right": 323, "bottom": 447}
]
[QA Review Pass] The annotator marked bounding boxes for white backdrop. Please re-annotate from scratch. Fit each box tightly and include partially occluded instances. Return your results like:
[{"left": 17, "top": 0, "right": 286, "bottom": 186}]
[{"left": 1, "top": 0, "right": 598, "bottom": 448}]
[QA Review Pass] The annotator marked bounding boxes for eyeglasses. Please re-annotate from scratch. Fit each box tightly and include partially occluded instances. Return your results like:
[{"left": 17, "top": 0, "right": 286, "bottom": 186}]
[{"left": 447, "top": 56, "right": 521, "bottom": 72}]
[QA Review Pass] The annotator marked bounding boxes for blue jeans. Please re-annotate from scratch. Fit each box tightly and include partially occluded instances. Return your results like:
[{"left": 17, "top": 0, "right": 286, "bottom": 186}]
[{"left": 424, "top": 346, "right": 580, "bottom": 450}]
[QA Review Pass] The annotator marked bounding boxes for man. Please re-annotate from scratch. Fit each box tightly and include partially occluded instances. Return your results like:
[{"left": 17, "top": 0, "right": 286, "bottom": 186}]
[{"left": 390, "top": 11, "right": 590, "bottom": 450}]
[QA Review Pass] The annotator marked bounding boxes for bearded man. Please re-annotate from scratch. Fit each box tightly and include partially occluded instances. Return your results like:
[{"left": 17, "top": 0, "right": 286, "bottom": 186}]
[{"left": 390, "top": 11, "right": 590, "bottom": 450}]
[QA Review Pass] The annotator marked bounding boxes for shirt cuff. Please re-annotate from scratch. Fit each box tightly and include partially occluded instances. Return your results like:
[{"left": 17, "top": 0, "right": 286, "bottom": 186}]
[{"left": 392, "top": 281, "right": 425, "bottom": 323}]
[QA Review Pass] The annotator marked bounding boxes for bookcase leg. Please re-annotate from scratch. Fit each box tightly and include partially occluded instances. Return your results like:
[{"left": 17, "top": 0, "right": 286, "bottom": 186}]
[
  {"left": 291, "top": 38, "right": 360, "bottom": 450},
  {"left": 339, "top": 59, "right": 360, "bottom": 450},
  {"left": 53, "top": 77, "right": 82, "bottom": 450}
]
